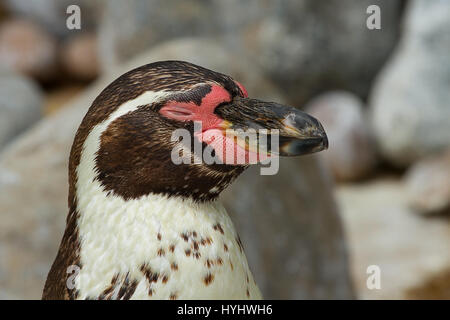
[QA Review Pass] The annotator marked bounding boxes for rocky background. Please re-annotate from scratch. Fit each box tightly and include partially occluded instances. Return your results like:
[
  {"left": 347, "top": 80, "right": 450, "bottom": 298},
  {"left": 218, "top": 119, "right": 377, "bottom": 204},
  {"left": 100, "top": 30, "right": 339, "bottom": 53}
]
[{"left": 0, "top": 0, "right": 449, "bottom": 299}]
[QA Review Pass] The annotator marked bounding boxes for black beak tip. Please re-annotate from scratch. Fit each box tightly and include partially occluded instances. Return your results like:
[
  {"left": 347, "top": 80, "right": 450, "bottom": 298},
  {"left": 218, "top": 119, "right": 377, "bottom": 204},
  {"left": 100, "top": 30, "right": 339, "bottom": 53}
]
[
  {"left": 279, "top": 112, "right": 329, "bottom": 156},
  {"left": 315, "top": 117, "right": 328, "bottom": 150},
  {"left": 321, "top": 132, "right": 329, "bottom": 150}
]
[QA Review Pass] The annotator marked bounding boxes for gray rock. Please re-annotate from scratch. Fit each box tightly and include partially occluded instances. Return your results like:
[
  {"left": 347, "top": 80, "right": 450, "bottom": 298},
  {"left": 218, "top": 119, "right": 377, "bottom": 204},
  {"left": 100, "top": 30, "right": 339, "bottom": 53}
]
[
  {"left": 0, "top": 79, "right": 103, "bottom": 299},
  {"left": 306, "top": 91, "right": 377, "bottom": 181},
  {"left": 125, "top": 38, "right": 285, "bottom": 102},
  {"left": 0, "top": 42, "right": 353, "bottom": 299},
  {"left": 405, "top": 150, "right": 450, "bottom": 215},
  {"left": 99, "top": 0, "right": 403, "bottom": 105},
  {"left": 337, "top": 178, "right": 450, "bottom": 299},
  {"left": 98, "top": 0, "right": 217, "bottom": 67},
  {"left": 370, "top": 0, "right": 450, "bottom": 166},
  {"left": 223, "top": 158, "right": 354, "bottom": 299},
  {"left": 60, "top": 33, "right": 99, "bottom": 81},
  {"left": 0, "top": 19, "right": 57, "bottom": 80},
  {"left": 0, "top": 69, "right": 43, "bottom": 150}
]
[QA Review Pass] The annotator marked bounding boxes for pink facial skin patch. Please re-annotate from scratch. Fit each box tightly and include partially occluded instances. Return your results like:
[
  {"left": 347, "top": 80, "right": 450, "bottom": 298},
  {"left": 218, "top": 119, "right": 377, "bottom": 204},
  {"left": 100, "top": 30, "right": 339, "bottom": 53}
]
[
  {"left": 160, "top": 85, "right": 231, "bottom": 131},
  {"left": 162, "top": 82, "right": 270, "bottom": 165}
]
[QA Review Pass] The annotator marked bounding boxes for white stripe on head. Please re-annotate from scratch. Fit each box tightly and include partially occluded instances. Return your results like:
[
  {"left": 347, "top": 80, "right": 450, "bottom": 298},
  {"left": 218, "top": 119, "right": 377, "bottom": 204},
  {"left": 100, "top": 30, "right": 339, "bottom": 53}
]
[{"left": 77, "top": 90, "right": 173, "bottom": 201}]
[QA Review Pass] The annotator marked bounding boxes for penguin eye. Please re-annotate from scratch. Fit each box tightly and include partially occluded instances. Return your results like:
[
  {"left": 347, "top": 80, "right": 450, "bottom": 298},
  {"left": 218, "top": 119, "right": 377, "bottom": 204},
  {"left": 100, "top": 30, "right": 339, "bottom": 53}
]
[{"left": 160, "top": 104, "right": 195, "bottom": 121}]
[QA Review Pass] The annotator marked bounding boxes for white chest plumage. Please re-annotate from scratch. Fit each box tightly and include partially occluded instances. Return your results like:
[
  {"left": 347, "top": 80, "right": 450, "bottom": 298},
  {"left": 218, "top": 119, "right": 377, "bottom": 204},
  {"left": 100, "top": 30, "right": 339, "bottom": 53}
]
[
  {"left": 75, "top": 189, "right": 261, "bottom": 299},
  {"left": 74, "top": 90, "right": 262, "bottom": 300}
]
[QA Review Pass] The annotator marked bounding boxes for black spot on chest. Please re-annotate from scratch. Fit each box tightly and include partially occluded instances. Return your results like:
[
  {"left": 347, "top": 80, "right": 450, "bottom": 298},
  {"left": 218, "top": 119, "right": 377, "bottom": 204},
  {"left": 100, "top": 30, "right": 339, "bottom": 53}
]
[{"left": 97, "top": 272, "right": 138, "bottom": 300}]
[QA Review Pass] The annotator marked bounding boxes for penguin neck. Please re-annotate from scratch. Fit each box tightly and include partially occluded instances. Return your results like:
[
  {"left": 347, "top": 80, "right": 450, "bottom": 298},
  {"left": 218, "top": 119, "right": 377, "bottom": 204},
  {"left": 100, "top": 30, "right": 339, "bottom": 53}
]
[
  {"left": 72, "top": 172, "right": 257, "bottom": 299},
  {"left": 72, "top": 109, "right": 239, "bottom": 259},
  {"left": 72, "top": 135, "right": 247, "bottom": 298},
  {"left": 73, "top": 133, "right": 239, "bottom": 267},
  {"left": 74, "top": 177, "right": 234, "bottom": 263}
]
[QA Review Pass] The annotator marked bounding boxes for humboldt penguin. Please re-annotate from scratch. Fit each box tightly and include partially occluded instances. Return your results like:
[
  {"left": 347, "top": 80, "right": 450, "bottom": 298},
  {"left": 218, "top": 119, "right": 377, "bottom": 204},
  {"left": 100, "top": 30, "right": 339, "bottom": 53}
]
[{"left": 42, "top": 61, "right": 328, "bottom": 299}]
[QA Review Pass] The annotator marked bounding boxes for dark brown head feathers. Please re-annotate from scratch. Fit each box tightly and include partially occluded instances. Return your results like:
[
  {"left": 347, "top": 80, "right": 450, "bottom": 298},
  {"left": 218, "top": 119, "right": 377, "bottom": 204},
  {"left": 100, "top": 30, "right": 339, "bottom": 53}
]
[{"left": 69, "top": 60, "right": 245, "bottom": 205}]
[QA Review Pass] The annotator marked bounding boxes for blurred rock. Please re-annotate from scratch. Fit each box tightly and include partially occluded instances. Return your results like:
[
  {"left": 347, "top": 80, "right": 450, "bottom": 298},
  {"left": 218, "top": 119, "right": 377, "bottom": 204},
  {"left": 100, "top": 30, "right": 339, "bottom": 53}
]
[
  {"left": 337, "top": 178, "right": 450, "bottom": 299},
  {"left": 4, "top": 0, "right": 104, "bottom": 38},
  {"left": 0, "top": 92, "right": 90, "bottom": 299},
  {"left": 0, "top": 41, "right": 352, "bottom": 299},
  {"left": 0, "top": 69, "right": 43, "bottom": 150},
  {"left": 127, "top": 38, "right": 285, "bottom": 102},
  {"left": 306, "top": 91, "right": 377, "bottom": 181},
  {"left": 60, "top": 33, "right": 99, "bottom": 81},
  {"left": 223, "top": 158, "right": 353, "bottom": 299},
  {"left": 98, "top": 0, "right": 217, "bottom": 67},
  {"left": 405, "top": 151, "right": 450, "bottom": 216},
  {"left": 99, "top": 0, "right": 403, "bottom": 105},
  {"left": 0, "top": 19, "right": 57, "bottom": 80},
  {"left": 0, "top": 2, "right": 6, "bottom": 20},
  {"left": 370, "top": 0, "right": 450, "bottom": 166}
]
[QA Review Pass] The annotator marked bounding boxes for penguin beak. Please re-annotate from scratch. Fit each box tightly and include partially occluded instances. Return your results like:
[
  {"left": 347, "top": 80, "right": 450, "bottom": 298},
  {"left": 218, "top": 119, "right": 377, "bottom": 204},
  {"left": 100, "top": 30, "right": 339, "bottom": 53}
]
[{"left": 216, "top": 97, "right": 328, "bottom": 156}]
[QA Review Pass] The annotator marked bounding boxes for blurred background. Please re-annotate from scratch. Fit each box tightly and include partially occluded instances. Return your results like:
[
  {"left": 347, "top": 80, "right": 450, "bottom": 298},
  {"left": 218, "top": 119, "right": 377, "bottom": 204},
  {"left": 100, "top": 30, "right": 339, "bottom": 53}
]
[{"left": 0, "top": 0, "right": 449, "bottom": 300}]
